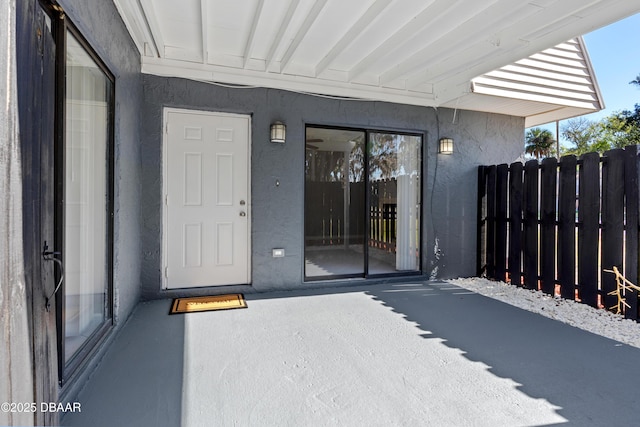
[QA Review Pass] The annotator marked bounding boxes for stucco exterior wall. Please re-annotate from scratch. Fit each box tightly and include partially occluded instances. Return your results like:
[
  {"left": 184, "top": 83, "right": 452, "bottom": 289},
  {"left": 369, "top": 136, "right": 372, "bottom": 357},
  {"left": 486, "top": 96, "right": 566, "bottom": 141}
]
[
  {"left": 59, "top": 0, "right": 142, "bottom": 323},
  {"left": 141, "top": 75, "right": 524, "bottom": 298},
  {"left": 434, "top": 109, "right": 525, "bottom": 278}
]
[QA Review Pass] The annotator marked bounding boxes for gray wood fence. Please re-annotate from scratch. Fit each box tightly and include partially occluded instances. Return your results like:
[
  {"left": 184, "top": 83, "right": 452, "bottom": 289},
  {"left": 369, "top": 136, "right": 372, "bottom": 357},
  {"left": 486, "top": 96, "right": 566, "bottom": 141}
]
[{"left": 478, "top": 146, "right": 640, "bottom": 320}]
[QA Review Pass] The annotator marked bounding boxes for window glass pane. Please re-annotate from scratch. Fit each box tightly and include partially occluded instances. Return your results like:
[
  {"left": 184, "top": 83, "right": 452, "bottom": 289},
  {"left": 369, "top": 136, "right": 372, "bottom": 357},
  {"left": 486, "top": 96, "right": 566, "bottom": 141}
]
[
  {"left": 64, "top": 31, "right": 111, "bottom": 362},
  {"left": 368, "top": 133, "right": 421, "bottom": 273},
  {"left": 305, "top": 127, "right": 366, "bottom": 278}
]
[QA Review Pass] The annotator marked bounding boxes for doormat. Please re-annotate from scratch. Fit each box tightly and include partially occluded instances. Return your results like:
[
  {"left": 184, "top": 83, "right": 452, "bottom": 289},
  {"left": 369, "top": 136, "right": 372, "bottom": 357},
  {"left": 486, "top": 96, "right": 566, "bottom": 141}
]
[{"left": 170, "top": 294, "right": 247, "bottom": 314}]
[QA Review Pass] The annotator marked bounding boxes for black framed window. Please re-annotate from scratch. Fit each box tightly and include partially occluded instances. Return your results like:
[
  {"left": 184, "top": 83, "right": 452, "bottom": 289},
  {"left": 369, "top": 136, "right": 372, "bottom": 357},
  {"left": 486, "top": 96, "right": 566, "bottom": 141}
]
[
  {"left": 304, "top": 126, "right": 422, "bottom": 280},
  {"left": 50, "top": 9, "right": 115, "bottom": 384}
]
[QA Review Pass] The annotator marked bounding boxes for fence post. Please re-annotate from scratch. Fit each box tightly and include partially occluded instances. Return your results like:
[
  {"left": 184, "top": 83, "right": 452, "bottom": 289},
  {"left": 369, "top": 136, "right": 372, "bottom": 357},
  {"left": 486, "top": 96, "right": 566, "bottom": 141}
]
[
  {"left": 486, "top": 165, "right": 497, "bottom": 279},
  {"left": 523, "top": 160, "right": 539, "bottom": 290},
  {"left": 540, "top": 157, "right": 558, "bottom": 295},
  {"left": 495, "top": 164, "right": 509, "bottom": 282},
  {"left": 508, "top": 162, "right": 524, "bottom": 286},
  {"left": 601, "top": 149, "right": 625, "bottom": 310},
  {"left": 624, "top": 145, "right": 639, "bottom": 320},
  {"left": 477, "top": 166, "right": 488, "bottom": 276},
  {"left": 578, "top": 152, "right": 600, "bottom": 307},
  {"left": 558, "top": 155, "right": 577, "bottom": 299}
]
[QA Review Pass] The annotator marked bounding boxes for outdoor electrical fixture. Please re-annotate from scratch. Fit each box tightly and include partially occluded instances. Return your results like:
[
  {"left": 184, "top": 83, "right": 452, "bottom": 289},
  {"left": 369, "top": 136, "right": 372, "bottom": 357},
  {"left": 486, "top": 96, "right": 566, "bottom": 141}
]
[
  {"left": 270, "top": 121, "right": 286, "bottom": 143},
  {"left": 438, "top": 137, "right": 454, "bottom": 154}
]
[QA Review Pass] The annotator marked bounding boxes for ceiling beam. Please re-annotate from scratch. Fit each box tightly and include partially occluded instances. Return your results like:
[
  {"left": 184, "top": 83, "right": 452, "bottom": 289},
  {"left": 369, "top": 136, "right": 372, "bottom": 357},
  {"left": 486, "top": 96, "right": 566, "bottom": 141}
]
[
  {"left": 112, "top": 1, "right": 145, "bottom": 56},
  {"left": 378, "top": 0, "right": 504, "bottom": 86},
  {"left": 315, "top": 0, "right": 392, "bottom": 76},
  {"left": 279, "top": 0, "right": 328, "bottom": 72},
  {"left": 141, "top": 56, "right": 438, "bottom": 107},
  {"left": 138, "top": 0, "right": 165, "bottom": 58},
  {"left": 265, "top": 0, "right": 300, "bottom": 70},
  {"left": 522, "top": 0, "right": 603, "bottom": 40},
  {"left": 243, "top": 0, "right": 265, "bottom": 68},
  {"left": 347, "top": 0, "right": 452, "bottom": 82},
  {"left": 396, "top": 2, "right": 542, "bottom": 89},
  {"left": 200, "top": 0, "right": 208, "bottom": 63}
]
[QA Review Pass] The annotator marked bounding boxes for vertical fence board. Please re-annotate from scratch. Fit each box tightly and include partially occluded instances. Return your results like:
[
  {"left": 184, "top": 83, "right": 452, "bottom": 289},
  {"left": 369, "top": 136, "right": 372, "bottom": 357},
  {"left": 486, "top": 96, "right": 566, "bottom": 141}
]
[
  {"left": 495, "top": 164, "right": 509, "bottom": 281},
  {"left": 486, "top": 165, "right": 497, "bottom": 279},
  {"left": 523, "top": 160, "right": 539, "bottom": 290},
  {"left": 477, "top": 166, "right": 487, "bottom": 276},
  {"left": 540, "top": 158, "right": 557, "bottom": 295},
  {"left": 350, "top": 183, "right": 365, "bottom": 245},
  {"left": 601, "top": 149, "right": 625, "bottom": 310},
  {"left": 601, "top": 150, "right": 624, "bottom": 308},
  {"left": 371, "top": 205, "right": 379, "bottom": 246},
  {"left": 508, "top": 162, "right": 524, "bottom": 286},
  {"left": 558, "top": 155, "right": 577, "bottom": 299},
  {"left": 624, "top": 146, "right": 639, "bottom": 319},
  {"left": 370, "top": 203, "right": 396, "bottom": 251},
  {"left": 578, "top": 153, "right": 600, "bottom": 307}
]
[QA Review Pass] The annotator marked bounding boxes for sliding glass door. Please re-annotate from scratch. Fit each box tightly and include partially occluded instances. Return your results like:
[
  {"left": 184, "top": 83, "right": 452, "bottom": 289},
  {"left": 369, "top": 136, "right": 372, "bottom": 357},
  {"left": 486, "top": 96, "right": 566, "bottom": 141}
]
[
  {"left": 304, "top": 127, "right": 366, "bottom": 277},
  {"left": 368, "top": 132, "right": 421, "bottom": 274},
  {"left": 58, "top": 24, "right": 114, "bottom": 379},
  {"left": 305, "top": 126, "right": 421, "bottom": 280}
]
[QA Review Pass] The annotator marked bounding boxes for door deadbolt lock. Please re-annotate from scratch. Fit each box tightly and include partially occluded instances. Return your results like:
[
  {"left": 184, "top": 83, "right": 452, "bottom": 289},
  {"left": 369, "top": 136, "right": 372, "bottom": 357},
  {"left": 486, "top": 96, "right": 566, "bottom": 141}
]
[{"left": 240, "top": 200, "right": 246, "bottom": 205}]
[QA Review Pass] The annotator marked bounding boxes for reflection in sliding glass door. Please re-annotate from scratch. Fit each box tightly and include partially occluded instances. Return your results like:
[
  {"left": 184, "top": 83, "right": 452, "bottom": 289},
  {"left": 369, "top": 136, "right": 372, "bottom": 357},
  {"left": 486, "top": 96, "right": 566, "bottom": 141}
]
[
  {"left": 63, "top": 31, "right": 112, "bottom": 363},
  {"left": 304, "top": 127, "right": 365, "bottom": 278},
  {"left": 368, "top": 133, "right": 421, "bottom": 274},
  {"left": 305, "top": 126, "right": 422, "bottom": 280}
]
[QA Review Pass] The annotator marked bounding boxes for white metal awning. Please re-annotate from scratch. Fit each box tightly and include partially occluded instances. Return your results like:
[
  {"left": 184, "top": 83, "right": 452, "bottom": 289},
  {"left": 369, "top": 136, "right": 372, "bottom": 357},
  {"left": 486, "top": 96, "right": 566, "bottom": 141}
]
[{"left": 114, "top": 0, "right": 640, "bottom": 123}]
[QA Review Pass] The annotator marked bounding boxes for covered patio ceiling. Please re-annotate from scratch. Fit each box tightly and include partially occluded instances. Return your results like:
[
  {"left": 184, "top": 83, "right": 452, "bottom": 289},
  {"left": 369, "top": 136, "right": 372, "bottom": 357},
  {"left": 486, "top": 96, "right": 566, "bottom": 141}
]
[{"left": 114, "top": 0, "right": 640, "bottom": 123}]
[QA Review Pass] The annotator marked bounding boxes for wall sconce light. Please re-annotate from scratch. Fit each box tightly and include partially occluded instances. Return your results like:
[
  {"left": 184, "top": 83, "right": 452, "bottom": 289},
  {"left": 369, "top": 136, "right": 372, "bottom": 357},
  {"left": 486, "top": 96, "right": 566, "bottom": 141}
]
[
  {"left": 438, "top": 137, "right": 454, "bottom": 154},
  {"left": 270, "top": 121, "right": 286, "bottom": 143}
]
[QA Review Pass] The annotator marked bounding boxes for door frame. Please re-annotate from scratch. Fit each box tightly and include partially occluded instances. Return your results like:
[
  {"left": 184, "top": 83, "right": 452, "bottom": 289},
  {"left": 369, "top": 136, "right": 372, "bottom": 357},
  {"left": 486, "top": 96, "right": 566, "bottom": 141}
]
[
  {"left": 303, "top": 124, "right": 424, "bottom": 281},
  {"left": 17, "top": 1, "right": 59, "bottom": 423},
  {"left": 161, "top": 107, "right": 252, "bottom": 289},
  {"left": 54, "top": 12, "right": 116, "bottom": 385}
]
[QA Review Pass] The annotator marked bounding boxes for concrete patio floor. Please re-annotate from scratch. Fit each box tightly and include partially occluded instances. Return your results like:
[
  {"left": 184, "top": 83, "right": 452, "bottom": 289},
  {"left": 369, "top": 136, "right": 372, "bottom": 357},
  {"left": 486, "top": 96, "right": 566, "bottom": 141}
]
[{"left": 63, "top": 281, "right": 640, "bottom": 426}]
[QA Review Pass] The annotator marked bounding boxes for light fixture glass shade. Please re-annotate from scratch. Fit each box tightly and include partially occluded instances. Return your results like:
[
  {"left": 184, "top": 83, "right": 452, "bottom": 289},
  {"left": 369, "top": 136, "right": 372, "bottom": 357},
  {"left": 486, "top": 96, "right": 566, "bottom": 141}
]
[
  {"left": 270, "top": 121, "right": 286, "bottom": 143},
  {"left": 438, "top": 137, "right": 453, "bottom": 154}
]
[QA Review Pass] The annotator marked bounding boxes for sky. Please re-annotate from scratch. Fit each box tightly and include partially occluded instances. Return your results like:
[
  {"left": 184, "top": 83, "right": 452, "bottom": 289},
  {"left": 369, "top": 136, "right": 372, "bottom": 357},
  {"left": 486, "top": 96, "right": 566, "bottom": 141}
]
[{"left": 529, "top": 12, "right": 640, "bottom": 146}]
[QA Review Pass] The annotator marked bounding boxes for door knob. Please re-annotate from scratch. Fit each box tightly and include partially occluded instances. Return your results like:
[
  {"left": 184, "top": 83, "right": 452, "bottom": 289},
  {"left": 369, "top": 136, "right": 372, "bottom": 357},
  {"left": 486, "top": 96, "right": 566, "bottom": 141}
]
[{"left": 240, "top": 211, "right": 246, "bottom": 217}]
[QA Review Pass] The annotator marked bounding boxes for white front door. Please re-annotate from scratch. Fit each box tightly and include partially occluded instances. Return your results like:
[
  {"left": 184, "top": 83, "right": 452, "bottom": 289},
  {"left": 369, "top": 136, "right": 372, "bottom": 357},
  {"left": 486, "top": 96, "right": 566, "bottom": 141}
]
[{"left": 163, "top": 109, "right": 250, "bottom": 288}]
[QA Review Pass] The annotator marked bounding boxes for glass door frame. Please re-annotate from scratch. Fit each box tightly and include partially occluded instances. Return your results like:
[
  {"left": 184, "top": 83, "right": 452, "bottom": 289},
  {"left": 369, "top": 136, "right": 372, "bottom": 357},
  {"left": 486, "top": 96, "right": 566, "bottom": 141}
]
[
  {"left": 50, "top": 8, "right": 115, "bottom": 385},
  {"left": 304, "top": 124, "right": 424, "bottom": 281}
]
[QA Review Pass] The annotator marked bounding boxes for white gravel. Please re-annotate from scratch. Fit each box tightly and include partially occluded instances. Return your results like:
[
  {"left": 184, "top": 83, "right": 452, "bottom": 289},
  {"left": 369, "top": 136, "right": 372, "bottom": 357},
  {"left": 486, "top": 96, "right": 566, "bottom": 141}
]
[{"left": 447, "top": 277, "right": 640, "bottom": 349}]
